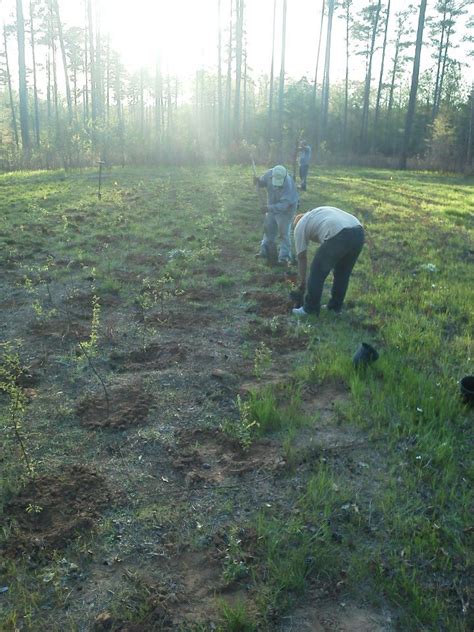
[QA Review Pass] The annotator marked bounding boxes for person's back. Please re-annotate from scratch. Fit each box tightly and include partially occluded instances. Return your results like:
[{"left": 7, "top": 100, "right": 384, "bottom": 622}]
[{"left": 295, "top": 206, "right": 361, "bottom": 251}]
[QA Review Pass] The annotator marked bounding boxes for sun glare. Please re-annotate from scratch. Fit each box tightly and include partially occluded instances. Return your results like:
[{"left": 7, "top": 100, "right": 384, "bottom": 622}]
[{"left": 100, "top": 0, "right": 216, "bottom": 74}]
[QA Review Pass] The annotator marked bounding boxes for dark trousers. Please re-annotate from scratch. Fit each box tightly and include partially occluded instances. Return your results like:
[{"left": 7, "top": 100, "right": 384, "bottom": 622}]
[
  {"left": 299, "top": 164, "right": 309, "bottom": 189},
  {"left": 304, "top": 226, "right": 365, "bottom": 315}
]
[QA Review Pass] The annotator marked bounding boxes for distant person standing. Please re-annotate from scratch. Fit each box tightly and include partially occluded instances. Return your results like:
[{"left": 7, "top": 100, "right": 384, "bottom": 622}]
[
  {"left": 254, "top": 165, "right": 299, "bottom": 264},
  {"left": 297, "top": 140, "right": 312, "bottom": 191},
  {"left": 292, "top": 207, "right": 364, "bottom": 316}
]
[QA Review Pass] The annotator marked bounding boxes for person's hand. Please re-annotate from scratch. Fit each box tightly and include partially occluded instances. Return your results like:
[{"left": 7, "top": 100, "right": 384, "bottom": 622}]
[
  {"left": 253, "top": 176, "right": 259, "bottom": 186},
  {"left": 261, "top": 205, "right": 269, "bottom": 214}
]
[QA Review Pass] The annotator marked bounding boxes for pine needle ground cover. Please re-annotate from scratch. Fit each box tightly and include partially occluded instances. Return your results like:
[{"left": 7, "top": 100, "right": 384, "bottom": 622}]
[{"left": 0, "top": 166, "right": 472, "bottom": 631}]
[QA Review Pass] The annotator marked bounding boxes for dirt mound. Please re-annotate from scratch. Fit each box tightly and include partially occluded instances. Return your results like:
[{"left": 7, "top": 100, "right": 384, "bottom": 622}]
[
  {"left": 279, "top": 597, "right": 393, "bottom": 631},
  {"left": 110, "top": 343, "right": 187, "bottom": 372},
  {"left": 172, "top": 428, "right": 285, "bottom": 485},
  {"left": 4, "top": 465, "right": 110, "bottom": 556},
  {"left": 31, "top": 315, "right": 90, "bottom": 342},
  {"left": 183, "top": 287, "right": 222, "bottom": 302},
  {"left": 77, "top": 382, "right": 153, "bottom": 429},
  {"left": 244, "top": 290, "right": 292, "bottom": 317},
  {"left": 94, "top": 593, "right": 172, "bottom": 631},
  {"left": 65, "top": 291, "right": 120, "bottom": 312},
  {"left": 245, "top": 318, "right": 301, "bottom": 352}
]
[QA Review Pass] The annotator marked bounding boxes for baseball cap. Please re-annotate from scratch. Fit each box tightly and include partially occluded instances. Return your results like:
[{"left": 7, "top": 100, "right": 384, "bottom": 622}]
[{"left": 271, "top": 165, "right": 287, "bottom": 187}]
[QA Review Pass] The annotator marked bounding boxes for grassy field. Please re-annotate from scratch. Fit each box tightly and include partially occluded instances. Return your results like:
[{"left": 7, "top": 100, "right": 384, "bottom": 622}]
[{"left": 0, "top": 165, "right": 472, "bottom": 631}]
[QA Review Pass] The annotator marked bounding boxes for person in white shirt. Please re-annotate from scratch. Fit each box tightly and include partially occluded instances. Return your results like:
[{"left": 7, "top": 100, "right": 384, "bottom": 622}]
[{"left": 292, "top": 207, "right": 365, "bottom": 316}]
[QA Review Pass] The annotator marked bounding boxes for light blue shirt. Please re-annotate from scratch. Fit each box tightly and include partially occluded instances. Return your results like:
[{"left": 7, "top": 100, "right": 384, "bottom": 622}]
[
  {"left": 298, "top": 145, "right": 312, "bottom": 167},
  {"left": 258, "top": 170, "right": 299, "bottom": 214}
]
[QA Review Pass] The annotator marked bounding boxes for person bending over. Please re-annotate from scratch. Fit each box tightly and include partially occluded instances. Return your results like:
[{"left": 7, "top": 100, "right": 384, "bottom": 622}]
[{"left": 292, "top": 207, "right": 364, "bottom": 316}]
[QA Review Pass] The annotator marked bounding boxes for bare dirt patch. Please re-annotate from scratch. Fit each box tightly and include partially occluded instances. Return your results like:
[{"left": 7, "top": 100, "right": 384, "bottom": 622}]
[
  {"left": 172, "top": 428, "right": 285, "bottom": 486},
  {"left": 138, "top": 309, "right": 212, "bottom": 329},
  {"left": 183, "top": 286, "right": 222, "bottom": 302},
  {"left": 279, "top": 596, "right": 393, "bottom": 631},
  {"left": 77, "top": 382, "right": 153, "bottom": 429},
  {"left": 244, "top": 290, "right": 292, "bottom": 317},
  {"left": 110, "top": 343, "right": 188, "bottom": 373},
  {"left": 3, "top": 465, "right": 110, "bottom": 557},
  {"left": 125, "top": 252, "right": 166, "bottom": 267},
  {"left": 245, "top": 318, "right": 302, "bottom": 352},
  {"left": 293, "top": 381, "right": 361, "bottom": 454},
  {"left": 31, "top": 315, "right": 91, "bottom": 342},
  {"left": 65, "top": 290, "right": 121, "bottom": 312}
]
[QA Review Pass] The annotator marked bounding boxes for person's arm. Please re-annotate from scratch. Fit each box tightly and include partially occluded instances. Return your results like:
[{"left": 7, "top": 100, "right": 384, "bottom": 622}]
[
  {"left": 268, "top": 178, "right": 297, "bottom": 214},
  {"left": 254, "top": 170, "right": 271, "bottom": 188},
  {"left": 297, "top": 251, "right": 307, "bottom": 290}
]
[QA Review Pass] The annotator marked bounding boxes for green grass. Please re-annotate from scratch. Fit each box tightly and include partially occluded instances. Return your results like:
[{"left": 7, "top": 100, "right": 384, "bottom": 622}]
[{"left": 0, "top": 165, "right": 472, "bottom": 631}]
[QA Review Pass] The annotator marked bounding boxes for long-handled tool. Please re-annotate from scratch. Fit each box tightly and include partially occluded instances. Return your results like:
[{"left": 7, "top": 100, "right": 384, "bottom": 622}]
[{"left": 251, "top": 156, "right": 266, "bottom": 208}]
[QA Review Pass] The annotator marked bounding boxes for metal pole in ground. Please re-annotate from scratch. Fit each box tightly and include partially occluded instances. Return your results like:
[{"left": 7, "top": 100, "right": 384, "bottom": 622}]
[{"left": 97, "top": 160, "right": 105, "bottom": 200}]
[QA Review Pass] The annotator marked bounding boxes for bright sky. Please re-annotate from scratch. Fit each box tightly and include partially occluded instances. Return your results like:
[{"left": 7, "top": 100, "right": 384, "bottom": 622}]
[{"left": 2, "top": 0, "right": 473, "bottom": 84}]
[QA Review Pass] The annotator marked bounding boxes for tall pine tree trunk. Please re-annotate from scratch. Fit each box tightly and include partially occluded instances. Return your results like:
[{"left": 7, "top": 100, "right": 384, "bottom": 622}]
[
  {"left": 431, "top": 3, "right": 447, "bottom": 121},
  {"left": 343, "top": 0, "right": 351, "bottom": 146},
  {"left": 319, "top": 0, "right": 334, "bottom": 144},
  {"left": 435, "top": 22, "right": 453, "bottom": 118},
  {"left": 217, "top": 0, "right": 223, "bottom": 149},
  {"left": 374, "top": 0, "right": 391, "bottom": 126},
  {"left": 277, "top": 0, "right": 288, "bottom": 156},
  {"left": 467, "top": 84, "right": 474, "bottom": 166},
  {"left": 29, "top": 1, "right": 40, "bottom": 145},
  {"left": 399, "top": 0, "right": 427, "bottom": 169},
  {"left": 53, "top": 0, "right": 72, "bottom": 123},
  {"left": 83, "top": 0, "right": 89, "bottom": 123},
  {"left": 3, "top": 27, "right": 20, "bottom": 149},
  {"left": 268, "top": 0, "right": 277, "bottom": 142},
  {"left": 16, "top": 0, "right": 31, "bottom": 151},
  {"left": 225, "top": 0, "right": 233, "bottom": 144},
  {"left": 87, "top": 0, "right": 96, "bottom": 122},
  {"left": 312, "top": 0, "right": 326, "bottom": 141},
  {"left": 233, "top": 0, "right": 244, "bottom": 141},
  {"left": 360, "top": 0, "right": 382, "bottom": 149}
]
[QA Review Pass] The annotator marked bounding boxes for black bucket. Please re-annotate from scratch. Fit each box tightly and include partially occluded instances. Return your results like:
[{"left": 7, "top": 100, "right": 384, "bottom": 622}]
[
  {"left": 353, "top": 342, "right": 379, "bottom": 368},
  {"left": 460, "top": 376, "right": 474, "bottom": 405}
]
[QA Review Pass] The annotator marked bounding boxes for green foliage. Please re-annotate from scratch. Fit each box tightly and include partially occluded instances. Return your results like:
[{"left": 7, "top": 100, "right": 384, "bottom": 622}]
[{"left": 0, "top": 343, "right": 34, "bottom": 477}]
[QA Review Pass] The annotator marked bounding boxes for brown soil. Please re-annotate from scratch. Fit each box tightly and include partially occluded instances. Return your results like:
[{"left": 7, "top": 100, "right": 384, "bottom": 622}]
[
  {"left": 31, "top": 315, "right": 91, "bottom": 342},
  {"left": 110, "top": 343, "right": 188, "bottom": 372},
  {"left": 279, "top": 597, "right": 393, "bottom": 631},
  {"left": 4, "top": 465, "right": 110, "bottom": 556},
  {"left": 171, "top": 428, "right": 285, "bottom": 486},
  {"left": 66, "top": 291, "right": 121, "bottom": 311},
  {"left": 183, "top": 286, "right": 222, "bottom": 302},
  {"left": 77, "top": 382, "right": 153, "bottom": 429},
  {"left": 125, "top": 252, "right": 166, "bottom": 267},
  {"left": 292, "top": 381, "right": 360, "bottom": 456},
  {"left": 244, "top": 290, "right": 293, "bottom": 317},
  {"left": 246, "top": 318, "right": 302, "bottom": 352},
  {"left": 138, "top": 309, "right": 212, "bottom": 329}
]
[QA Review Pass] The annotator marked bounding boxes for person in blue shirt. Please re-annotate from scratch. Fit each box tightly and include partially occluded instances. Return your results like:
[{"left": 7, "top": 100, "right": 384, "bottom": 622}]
[
  {"left": 298, "top": 140, "right": 312, "bottom": 191},
  {"left": 254, "top": 165, "right": 299, "bottom": 264}
]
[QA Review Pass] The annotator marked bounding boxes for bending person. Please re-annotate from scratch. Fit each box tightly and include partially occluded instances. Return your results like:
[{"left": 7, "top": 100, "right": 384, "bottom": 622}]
[
  {"left": 254, "top": 165, "right": 299, "bottom": 264},
  {"left": 292, "top": 207, "right": 364, "bottom": 316}
]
